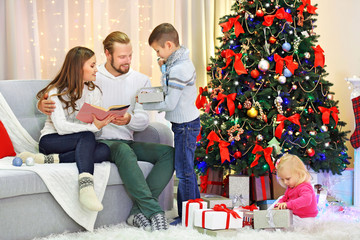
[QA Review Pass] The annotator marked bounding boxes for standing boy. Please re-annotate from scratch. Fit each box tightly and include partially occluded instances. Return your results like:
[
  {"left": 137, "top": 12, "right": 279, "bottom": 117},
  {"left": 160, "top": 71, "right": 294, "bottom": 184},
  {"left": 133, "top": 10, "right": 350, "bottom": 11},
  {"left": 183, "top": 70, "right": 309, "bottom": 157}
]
[{"left": 142, "top": 23, "right": 200, "bottom": 225}]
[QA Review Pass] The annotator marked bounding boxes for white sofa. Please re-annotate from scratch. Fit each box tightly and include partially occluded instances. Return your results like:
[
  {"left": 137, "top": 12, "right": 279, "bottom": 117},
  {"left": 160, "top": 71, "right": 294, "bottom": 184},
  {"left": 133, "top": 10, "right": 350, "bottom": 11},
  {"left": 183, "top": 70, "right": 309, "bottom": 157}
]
[{"left": 0, "top": 80, "right": 174, "bottom": 240}]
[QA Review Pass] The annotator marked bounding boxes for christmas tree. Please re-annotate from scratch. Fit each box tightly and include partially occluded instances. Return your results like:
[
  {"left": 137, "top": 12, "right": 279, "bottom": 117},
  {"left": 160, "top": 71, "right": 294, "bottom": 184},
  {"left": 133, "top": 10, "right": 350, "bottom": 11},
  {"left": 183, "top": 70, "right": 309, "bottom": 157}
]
[{"left": 195, "top": 0, "right": 350, "bottom": 177}]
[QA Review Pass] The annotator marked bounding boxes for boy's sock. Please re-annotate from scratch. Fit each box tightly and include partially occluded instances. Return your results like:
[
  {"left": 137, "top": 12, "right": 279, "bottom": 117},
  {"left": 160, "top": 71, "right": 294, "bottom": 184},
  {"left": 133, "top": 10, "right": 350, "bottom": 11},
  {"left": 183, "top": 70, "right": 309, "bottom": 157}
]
[{"left": 78, "top": 172, "right": 103, "bottom": 212}]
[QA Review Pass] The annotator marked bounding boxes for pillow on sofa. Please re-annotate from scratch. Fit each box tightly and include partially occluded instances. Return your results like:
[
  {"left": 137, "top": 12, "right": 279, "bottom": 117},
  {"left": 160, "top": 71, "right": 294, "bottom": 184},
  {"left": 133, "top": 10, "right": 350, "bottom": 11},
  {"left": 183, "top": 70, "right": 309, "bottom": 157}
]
[{"left": 0, "top": 120, "right": 16, "bottom": 158}]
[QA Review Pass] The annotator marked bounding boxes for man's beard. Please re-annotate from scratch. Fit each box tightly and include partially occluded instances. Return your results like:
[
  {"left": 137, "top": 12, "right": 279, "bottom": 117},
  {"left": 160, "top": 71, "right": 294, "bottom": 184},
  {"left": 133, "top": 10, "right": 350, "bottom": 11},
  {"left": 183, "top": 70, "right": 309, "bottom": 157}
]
[{"left": 110, "top": 57, "right": 130, "bottom": 75}]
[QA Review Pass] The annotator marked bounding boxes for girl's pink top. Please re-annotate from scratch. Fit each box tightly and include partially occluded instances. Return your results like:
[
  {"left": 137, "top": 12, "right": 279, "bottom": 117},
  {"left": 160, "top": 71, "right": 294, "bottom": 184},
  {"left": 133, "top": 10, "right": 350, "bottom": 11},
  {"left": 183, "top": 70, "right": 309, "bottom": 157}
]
[{"left": 278, "top": 181, "right": 318, "bottom": 218}]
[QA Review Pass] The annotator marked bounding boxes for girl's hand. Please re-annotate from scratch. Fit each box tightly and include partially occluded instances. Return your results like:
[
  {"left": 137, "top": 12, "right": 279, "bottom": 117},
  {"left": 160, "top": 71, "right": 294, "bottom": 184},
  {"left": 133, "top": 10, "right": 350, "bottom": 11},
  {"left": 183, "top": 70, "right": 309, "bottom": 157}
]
[
  {"left": 275, "top": 202, "right": 288, "bottom": 210},
  {"left": 92, "top": 114, "right": 116, "bottom": 129}
]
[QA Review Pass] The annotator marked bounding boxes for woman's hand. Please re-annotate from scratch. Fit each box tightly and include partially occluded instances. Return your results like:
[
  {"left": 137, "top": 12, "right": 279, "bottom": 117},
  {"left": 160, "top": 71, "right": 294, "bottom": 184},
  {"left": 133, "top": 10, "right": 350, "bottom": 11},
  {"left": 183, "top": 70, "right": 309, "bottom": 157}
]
[
  {"left": 110, "top": 113, "right": 131, "bottom": 126},
  {"left": 92, "top": 114, "right": 116, "bottom": 129},
  {"left": 38, "top": 93, "right": 56, "bottom": 115}
]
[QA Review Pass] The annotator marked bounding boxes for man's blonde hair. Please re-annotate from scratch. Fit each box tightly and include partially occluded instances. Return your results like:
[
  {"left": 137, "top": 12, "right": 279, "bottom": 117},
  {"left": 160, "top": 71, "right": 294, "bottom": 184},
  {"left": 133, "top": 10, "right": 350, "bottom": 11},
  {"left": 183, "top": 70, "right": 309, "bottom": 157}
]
[
  {"left": 103, "top": 31, "right": 130, "bottom": 54},
  {"left": 276, "top": 153, "right": 311, "bottom": 188}
]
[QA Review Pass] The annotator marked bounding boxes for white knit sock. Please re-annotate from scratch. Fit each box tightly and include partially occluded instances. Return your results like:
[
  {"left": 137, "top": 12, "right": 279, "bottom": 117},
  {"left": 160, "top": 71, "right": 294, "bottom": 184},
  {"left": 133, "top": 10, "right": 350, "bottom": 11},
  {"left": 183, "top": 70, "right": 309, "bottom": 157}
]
[
  {"left": 78, "top": 172, "right": 103, "bottom": 212},
  {"left": 34, "top": 153, "right": 60, "bottom": 164},
  {"left": 18, "top": 152, "right": 36, "bottom": 163}
]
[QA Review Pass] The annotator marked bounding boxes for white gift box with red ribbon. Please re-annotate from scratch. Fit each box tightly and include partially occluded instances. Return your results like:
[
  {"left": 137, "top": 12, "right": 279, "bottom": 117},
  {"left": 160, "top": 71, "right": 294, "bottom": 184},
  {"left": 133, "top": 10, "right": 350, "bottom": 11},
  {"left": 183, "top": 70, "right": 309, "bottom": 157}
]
[
  {"left": 182, "top": 199, "right": 208, "bottom": 228},
  {"left": 193, "top": 204, "right": 243, "bottom": 230}
]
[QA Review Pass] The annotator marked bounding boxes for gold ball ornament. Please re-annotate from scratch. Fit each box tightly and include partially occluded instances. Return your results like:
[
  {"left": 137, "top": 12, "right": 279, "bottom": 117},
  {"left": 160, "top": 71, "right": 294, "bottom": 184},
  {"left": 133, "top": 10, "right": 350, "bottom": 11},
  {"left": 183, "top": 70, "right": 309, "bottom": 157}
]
[{"left": 247, "top": 107, "right": 258, "bottom": 118}]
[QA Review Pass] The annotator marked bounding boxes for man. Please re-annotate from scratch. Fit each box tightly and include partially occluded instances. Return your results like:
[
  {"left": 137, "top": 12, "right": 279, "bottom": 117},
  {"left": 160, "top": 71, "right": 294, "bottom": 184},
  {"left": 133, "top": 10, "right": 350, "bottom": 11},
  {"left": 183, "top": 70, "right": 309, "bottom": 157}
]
[{"left": 39, "top": 31, "right": 174, "bottom": 231}]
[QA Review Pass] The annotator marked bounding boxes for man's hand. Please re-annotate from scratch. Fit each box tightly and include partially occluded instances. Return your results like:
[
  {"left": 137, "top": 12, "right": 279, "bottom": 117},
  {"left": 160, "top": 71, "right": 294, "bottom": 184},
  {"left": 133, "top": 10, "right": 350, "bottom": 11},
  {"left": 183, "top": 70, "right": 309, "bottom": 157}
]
[
  {"left": 38, "top": 93, "right": 56, "bottom": 115},
  {"left": 111, "top": 113, "right": 131, "bottom": 126},
  {"left": 92, "top": 114, "right": 116, "bottom": 129}
]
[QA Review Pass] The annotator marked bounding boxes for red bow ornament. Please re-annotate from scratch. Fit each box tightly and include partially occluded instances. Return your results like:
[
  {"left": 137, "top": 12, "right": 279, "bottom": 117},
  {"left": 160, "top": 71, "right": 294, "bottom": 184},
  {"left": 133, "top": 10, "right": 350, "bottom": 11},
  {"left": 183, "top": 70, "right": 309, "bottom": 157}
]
[
  {"left": 312, "top": 45, "right": 325, "bottom": 68},
  {"left": 297, "top": 0, "right": 317, "bottom": 15},
  {"left": 221, "top": 49, "right": 247, "bottom": 76},
  {"left": 318, "top": 106, "right": 339, "bottom": 127},
  {"left": 263, "top": 8, "right": 293, "bottom": 27},
  {"left": 220, "top": 15, "right": 244, "bottom": 37},
  {"left": 196, "top": 87, "right": 209, "bottom": 109},
  {"left": 250, "top": 144, "right": 275, "bottom": 172},
  {"left": 216, "top": 92, "right": 237, "bottom": 116},
  {"left": 200, "top": 169, "right": 209, "bottom": 193},
  {"left": 275, "top": 114, "right": 302, "bottom": 139},
  {"left": 206, "top": 131, "right": 230, "bottom": 163},
  {"left": 274, "top": 54, "right": 298, "bottom": 75}
]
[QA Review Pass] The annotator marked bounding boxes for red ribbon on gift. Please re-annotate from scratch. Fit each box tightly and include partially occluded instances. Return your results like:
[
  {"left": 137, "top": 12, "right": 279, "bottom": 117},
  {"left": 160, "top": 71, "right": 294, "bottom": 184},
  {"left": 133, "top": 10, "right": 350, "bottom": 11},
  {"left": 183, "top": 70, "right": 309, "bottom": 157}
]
[
  {"left": 196, "top": 87, "right": 208, "bottom": 109},
  {"left": 216, "top": 92, "right": 237, "bottom": 116},
  {"left": 297, "top": 0, "right": 317, "bottom": 15},
  {"left": 202, "top": 204, "right": 241, "bottom": 229},
  {"left": 274, "top": 54, "right": 298, "bottom": 75},
  {"left": 275, "top": 114, "right": 302, "bottom": 139},
  {"left": 185, "top": 198, "right": 205, "bottom": 227},
  {"left": 206, "top": 131, "right": 230, "bottom": 163},
  {"left": 312, "top": 45, "right": 325, "bottom": 68},
  {"left": 263, "top": 8, "right": 293, "bottom": 27},
  {"left": 220, "top": 15, "right": 244, "bottom": 37},
  {"left": 250, "top": 145, "right": 275, "bottom": 172},
  {"left": 241, "top": 204, "right": 259, "bottom": 211},
  {"left": 318, "top": 106, "right": 339, "bottom": 127},
  {"left": 260, "top": 176, "right": 267, "bottom": 200},
  {"left": 221, "top": 49, "right": 247, "bottom": 76}
]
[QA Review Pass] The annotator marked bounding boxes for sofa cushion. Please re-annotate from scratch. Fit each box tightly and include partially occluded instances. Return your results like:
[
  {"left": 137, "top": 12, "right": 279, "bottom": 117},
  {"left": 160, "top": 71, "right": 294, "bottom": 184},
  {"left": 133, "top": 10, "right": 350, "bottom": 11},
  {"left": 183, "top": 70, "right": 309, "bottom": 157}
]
[{"left": 0, "top": 121, "right": 16, "bottom": 158}]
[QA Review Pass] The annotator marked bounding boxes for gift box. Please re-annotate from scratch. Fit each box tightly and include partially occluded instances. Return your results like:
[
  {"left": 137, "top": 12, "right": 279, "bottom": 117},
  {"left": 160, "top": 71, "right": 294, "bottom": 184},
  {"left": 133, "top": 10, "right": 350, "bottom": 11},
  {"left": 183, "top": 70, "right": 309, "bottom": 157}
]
[
  {"left": 270, "top": 173, "right": 286, "bottom": 199},
  {"left": 228, "top": 175, "right": 250, "bottom": 207},
  {"left": 257, "top": 199, "right": 277, "bottom": 210},
  {"left": 251, "top": 174, "right": 271, "bottom": 201},
  {"left": 201, "top": 193, "right": 232, "bottom": 208},
  {"left": 182, "top": 199, "right": 208, "bottom": 228},
  {"left": 194, "top": 205, "right": 243, "bottom": 230},
  {"left": 200, "top": 168, "right": 223, "bottom": 195},
  {"left": 138, "top": 87, "right": 164, "bottom": 103},
  {"left": 233, "top": 204, "right": 259, "bottom": 228},
  {"left": 195, "top": 227, "right": 238, "bottom": 237},
  {"left": 253, "top": 209, "right": 293, "bottom": 229}
]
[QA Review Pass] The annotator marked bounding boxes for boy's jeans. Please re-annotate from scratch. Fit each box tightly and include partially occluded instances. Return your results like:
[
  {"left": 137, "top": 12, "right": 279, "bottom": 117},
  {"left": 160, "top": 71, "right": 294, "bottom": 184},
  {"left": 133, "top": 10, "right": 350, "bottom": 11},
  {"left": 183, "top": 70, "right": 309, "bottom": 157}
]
[{"left": 171, "top": 117, "right": 200, "bottom": 218}]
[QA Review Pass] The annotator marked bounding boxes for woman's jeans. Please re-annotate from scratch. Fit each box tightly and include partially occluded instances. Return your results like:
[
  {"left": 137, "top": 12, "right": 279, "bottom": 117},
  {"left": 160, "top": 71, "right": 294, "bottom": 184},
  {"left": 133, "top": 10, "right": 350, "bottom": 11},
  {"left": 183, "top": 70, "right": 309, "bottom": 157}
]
[
  {"left": 171, "top": 117, "right": 201, "bottom": 218},
  {"left": 39, "top": 131, "right": 110, "bottom": 174}
]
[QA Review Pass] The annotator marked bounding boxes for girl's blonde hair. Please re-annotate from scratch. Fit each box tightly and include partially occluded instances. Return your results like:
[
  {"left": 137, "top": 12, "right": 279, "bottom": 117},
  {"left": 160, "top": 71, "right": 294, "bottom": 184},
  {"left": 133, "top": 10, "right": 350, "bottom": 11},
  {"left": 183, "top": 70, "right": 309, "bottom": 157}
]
[{"left": 276, "top": 153, "right": 311, "bottom": 188}]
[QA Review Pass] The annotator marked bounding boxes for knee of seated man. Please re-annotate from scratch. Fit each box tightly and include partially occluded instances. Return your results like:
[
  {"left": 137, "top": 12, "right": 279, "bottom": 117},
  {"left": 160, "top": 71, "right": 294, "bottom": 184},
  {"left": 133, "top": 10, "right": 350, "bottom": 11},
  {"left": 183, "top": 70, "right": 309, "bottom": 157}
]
[{"left": 110, "top": 142, "right": 137, "bottom": 164}]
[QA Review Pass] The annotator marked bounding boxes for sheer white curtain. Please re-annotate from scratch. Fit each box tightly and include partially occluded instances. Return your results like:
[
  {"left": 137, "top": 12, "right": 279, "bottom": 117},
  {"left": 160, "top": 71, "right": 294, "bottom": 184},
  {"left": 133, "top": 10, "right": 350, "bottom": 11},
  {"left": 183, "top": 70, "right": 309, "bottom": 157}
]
[{"left": 0, "top": 0, "right": 232, "bottom": 87}]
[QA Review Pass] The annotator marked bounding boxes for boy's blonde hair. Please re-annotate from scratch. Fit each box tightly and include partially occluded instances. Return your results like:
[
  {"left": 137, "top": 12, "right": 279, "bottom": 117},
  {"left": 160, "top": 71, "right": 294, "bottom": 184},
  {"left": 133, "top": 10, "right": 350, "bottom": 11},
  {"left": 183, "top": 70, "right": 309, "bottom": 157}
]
[
  {"left": 148, "top": 23, "right": 179, "bottom": 47},
  {"left": 276, "top": 153, "right": 311, "bottom": 188}
]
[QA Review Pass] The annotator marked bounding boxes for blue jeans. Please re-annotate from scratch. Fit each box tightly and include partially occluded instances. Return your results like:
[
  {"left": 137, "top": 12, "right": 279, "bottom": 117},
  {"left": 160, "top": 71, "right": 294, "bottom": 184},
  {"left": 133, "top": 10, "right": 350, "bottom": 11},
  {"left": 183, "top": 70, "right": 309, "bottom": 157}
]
[
  {"left": 171, "top": 117, "right": 200, "bottom": 217},
  {"left": 39, "top": 131, "right": 110, "bottom": 174}
]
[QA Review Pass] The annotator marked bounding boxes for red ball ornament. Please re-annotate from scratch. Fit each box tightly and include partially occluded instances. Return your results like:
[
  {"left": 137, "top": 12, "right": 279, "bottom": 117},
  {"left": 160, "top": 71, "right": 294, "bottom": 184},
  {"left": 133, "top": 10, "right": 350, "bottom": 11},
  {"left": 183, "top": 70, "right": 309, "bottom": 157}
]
[
  {"left": 306, "top": 148, "right": 315, "bottom": 157},
  {"left": 308, "top": 108, "right": 314, "bottom": 114},
  {"left": 206, "top": 66, "right": 211, "bottom": 71},
  {"left": 248, "top": 1, "right": 254, "bottom": 5},
  {"left": 221, "top": 50, "right": 227, "bottom": 58},
  {"left": 269, "top": 36, "right": 277, "bottom": 44},
  {"left": 234, "top": 151, "right": 242, "bottom": 159},
  {"left": 237, "top": 103, "right": 242, "bottom": 109},
  {"left": 250, "top": 69, "right": 260, "bottom": 78},
  {"left": 256, "top": 9, "right": 264, "bottom": 17}
]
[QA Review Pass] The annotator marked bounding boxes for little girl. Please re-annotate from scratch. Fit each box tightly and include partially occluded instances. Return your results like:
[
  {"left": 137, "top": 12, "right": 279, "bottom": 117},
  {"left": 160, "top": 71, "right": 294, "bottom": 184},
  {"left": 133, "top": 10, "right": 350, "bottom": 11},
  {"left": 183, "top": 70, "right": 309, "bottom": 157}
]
[
  {"left": 275, "top": 153, "right": 318, "bottom": 225},
  {"left": 20, "top": 46, "right": 114, "bottom": 212}
]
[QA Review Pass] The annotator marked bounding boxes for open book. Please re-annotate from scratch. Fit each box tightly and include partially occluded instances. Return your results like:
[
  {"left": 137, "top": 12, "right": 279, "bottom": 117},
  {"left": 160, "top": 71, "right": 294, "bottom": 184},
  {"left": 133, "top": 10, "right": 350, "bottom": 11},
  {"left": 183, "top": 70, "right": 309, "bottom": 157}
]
[{"left": 76, "top": 103, "right": 129, "bottom": 123}]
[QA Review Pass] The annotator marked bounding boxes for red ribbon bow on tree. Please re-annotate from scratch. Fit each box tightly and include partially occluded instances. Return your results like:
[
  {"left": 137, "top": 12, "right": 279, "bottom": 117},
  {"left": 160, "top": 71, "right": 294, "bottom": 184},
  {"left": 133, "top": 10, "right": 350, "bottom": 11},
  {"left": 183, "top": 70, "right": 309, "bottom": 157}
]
[
  {"left": 263, "top": 8, "right": 293, "bottom": 27},
  {"left": 196, "top": 126, "right": 202, "bottom": 142},
  {"left": 206, "top": 131, "right": 230, "bottom": 163},
  {"left": 250, "top": 144, "right": 275, "bottom": 173},
  {"left": 297, "top": 0, "right": 317, "bottom": 15},
  {"left": 185, "top": 199, "right": 204, "bottom": 227},
  {"left": 221, "top": 49, "right": 247, "bottom": 75},
  {"left": 216, "top": 92, "right": 237, "bottom": 116},
  {"left": 274, "top": 54, "right": 298, "bottom": 75},
  {"left": 275, "top": 114, "right": 302, "bottom": 139},
  {"left": 312, "top": 45, "right": 325, "bottom": 68},
  {"left": 220, "top": 15, "right": 244, "bottom": 37},
  {"left": 199, "top": 169, "right": 209, "bottom": 193},
  {"left": 318, "top": 106, "right": 339, "bottom": 127},
  {"left": 196, "top": 87, "right": 209, "bottom": 109}
]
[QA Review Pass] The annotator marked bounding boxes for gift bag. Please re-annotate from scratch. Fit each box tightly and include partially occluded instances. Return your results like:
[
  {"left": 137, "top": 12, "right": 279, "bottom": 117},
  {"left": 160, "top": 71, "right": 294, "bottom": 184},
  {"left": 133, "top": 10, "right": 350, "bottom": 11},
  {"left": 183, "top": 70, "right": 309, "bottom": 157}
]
[{"left": 200, "top": 168, "right": 223, "bottom": 195}]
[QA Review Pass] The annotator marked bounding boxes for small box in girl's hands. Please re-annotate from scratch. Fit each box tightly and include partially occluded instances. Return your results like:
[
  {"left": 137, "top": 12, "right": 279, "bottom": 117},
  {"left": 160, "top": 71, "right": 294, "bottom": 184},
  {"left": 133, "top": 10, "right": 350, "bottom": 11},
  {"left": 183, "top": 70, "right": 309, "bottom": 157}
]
[
  {"left": 138, "top": 87, "right": 164, "bottom": 103},
  {"left": 253, "top": 209, "right": 293, "bottom": 229}
]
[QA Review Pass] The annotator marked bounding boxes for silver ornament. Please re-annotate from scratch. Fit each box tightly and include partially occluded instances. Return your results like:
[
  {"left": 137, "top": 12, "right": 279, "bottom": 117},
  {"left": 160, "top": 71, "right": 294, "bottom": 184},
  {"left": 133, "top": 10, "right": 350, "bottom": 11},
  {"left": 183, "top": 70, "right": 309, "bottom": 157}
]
[
  {"left": 304, "top": 52, "right": 311, "bottom": 59},
  {"left": 327, "top": 94, "right": 334, "bottom": 100},
  {"left": 320, "top": 125, "right": 328, "bottom": 132},
  {"left": 256, "top": 134, "right": 264, "bottom": 141},
  {"left": 292, "top": 85, "right": 297, "bottom": 90},
  {"left": 258, "top": 59, "right": 270, "bottom": 72},
  {"left": 288, "top": 130, "right": 293, "bottom": 135},
  {"left": 278, "top": 76, "right": 287, "bottom": 84},
  {"left": 324, "top": 142, "right": 330, "bottom": 148},
  {"left": 309, "top": 130, "right": 317, "bottom": 136}
]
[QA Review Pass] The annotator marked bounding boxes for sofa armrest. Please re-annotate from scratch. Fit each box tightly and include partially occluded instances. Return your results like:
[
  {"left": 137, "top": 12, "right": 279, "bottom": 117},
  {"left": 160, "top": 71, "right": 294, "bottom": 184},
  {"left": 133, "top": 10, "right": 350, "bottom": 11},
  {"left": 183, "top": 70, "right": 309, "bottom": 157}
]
[{"left": 133, "top": 122, "right": 173, "bottom": 147}]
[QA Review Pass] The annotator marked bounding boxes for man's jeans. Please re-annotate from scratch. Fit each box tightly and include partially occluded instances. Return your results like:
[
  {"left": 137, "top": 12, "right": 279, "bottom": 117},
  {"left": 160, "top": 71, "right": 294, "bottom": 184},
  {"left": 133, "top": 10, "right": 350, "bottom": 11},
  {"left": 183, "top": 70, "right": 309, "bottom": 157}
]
[
  {"left": 39, "top": 131, "right": 110, "bottom": 174},
  {"left": 171, "top": 117, "right": 200, "bottom": 218}
]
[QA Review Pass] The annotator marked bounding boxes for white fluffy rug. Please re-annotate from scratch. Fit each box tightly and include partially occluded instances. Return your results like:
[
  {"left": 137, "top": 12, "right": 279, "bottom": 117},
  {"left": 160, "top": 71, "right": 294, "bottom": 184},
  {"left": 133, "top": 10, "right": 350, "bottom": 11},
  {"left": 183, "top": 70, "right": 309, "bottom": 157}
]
[{"left": 35, "top": 206, "right": 360, "bottom": 240}]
